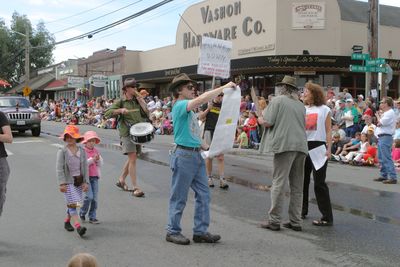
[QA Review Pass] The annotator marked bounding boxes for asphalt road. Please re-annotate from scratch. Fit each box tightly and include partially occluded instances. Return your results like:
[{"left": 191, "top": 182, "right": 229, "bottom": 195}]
[{"left": 0, "top": 122, "right": 398, "bottom": 266}]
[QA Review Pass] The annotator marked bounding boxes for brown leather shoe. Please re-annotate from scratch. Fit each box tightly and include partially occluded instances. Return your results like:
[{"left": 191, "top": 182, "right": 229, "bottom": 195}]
[{"left": 382, "top": 179, "right": 397, "bottom": 184}]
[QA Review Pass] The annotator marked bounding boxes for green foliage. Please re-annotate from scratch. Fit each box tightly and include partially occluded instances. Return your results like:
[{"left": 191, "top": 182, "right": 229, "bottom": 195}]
[{"left": 0, "top": 12, "right": 55, "bottom": 88}]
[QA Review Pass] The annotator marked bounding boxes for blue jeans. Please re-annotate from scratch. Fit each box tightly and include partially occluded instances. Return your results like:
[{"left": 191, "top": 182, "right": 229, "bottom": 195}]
[
  {"left": 167, "top": 148, "right": 210, "bottom": 235},
  {"left": 249, "top": 129, "right": 259, "bottom": 144},
  {"left": 378, "top": 135, "right": 397, "bottom": 180},
  {"left": 80, "top": 176, "right": 99, "bottom": 220}
]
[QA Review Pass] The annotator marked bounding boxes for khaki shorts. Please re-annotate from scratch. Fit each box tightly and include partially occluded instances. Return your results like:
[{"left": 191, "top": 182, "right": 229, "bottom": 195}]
[{"left": 120, "top": 136, "right": 141, "bottom": 155}]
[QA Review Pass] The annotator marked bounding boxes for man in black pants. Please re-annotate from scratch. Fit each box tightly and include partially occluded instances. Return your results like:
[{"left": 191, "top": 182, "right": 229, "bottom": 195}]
[{"left": 0, "top": 111, "right": 13, "bottom": 218}]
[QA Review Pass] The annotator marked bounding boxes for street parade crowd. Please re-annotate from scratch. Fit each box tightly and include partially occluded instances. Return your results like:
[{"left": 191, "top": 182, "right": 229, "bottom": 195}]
[{"left": 0, "top": 74, "right": 398, "bottom": 252}]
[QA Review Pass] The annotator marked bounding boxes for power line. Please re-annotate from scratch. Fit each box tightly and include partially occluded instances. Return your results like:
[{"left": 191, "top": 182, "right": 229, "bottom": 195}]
[
  {"left": 53, "top": 0, "right": 174, "bottom": 46},
  {"left": 54, "top": 0, "right": 197, "bottom": 50},
  {"left": 44, "top": 0, "right": 118, "bottom": 25},
  {"left": 52, "top": 0, "right": 144, "bottom": 34}
]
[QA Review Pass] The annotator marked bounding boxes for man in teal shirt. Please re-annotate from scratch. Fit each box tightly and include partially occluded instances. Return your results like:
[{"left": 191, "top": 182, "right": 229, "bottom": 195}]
[{"left": 166, "top": 73, "right": 235, "bottom": 245}]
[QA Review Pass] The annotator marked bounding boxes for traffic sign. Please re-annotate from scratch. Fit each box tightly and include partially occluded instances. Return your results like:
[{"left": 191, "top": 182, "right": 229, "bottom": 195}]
[
  {"left": 350, "top": 65, "right": 367, "bottom": 72},
  {"left": 366, "top": 58, "right": 385, "bottom": 66},
  {"left": 350, "top": 65, "right": 388, "bottom": 73},
  {"left": 23, "top": 86, "right": 32, "bottom": 96},
  {"left": 351, "top": 53, "right": 370, "bottom": 60}
]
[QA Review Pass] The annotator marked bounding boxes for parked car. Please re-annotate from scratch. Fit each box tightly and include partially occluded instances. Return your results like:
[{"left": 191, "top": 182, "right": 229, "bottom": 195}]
[{"left": 0, "top": 96, "right": 41, "bottom": 136}]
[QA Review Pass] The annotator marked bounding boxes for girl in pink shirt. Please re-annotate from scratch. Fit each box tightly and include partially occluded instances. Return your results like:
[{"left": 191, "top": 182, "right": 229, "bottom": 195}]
[{"left": 79, "top": 131, "right": 103, "bottom": 224}]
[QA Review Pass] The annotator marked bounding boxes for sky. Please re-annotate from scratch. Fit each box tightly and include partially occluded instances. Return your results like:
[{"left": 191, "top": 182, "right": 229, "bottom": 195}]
[{"left": 1, "top": 0, "right": 400, "bottom": 64}]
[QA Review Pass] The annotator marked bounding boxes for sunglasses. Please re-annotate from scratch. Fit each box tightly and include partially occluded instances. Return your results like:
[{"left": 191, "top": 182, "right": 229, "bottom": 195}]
[{"left": 185, "top": 84, "right": 195, "bottom": 90}]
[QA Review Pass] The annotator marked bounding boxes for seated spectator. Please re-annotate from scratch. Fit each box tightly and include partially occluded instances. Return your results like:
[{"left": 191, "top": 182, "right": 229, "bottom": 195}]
[
  {"left": 366, "top": 126, "right": 377, "bottom": 145},
  {"left": 332, "top": 121, "right": 346, "bottom": 140},
  {"left": 153, "top": 118, "right": 162, "bottom": 135},
  {"left": 340, "top": 133, "right": 369, "bottom": 164},
  {"left": 67, "top": 253, "right": 99, "bottom": 267},
  {"left": 392, "top": 139, "right": 400, "bottom": 169},
  {"left": 394, "top": 119, "right": 400, "bottom": 140},
  {"left": 234, "top": 126, "right": 248, "bottom": 149},
  {"left": 151, "top": 107, "right": 163, "bottom": 120},
  {"left": 331, "top": 133, "right": 346, "bottom": 158},
  {"left": 162, "top": 117, "right": 173, "bottom": 135},
  {"left": 333, "top": 132, "right": 361, "bottom": 159}
]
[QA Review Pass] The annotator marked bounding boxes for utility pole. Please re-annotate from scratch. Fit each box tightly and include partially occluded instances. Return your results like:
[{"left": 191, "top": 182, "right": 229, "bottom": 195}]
[
  {"left": 24, "top": 25, "right": 30, "bottom": 92},
  {"left": 368, "top": 0, "right": 379, "bottom": 100}
]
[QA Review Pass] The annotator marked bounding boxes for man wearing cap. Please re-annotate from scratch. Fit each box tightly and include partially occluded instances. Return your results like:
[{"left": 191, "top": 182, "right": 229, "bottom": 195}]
[
  {"left": 257, "top": 75, "right": 308, "bottom": 231},
  {"left": 166, "top": 73, "right": 235, "bottom": 245},
  {"left": 104, "top": 78, "right": 149, "bottom": 197},
  {"left": 374, "top": 96, "right": 397, "bottom": 184},
  {"left": 342, "top": 98, "right": 359, "bottom": 137},
  {"left": 333, "top": 99, "right": 346, "bottom": 129}
]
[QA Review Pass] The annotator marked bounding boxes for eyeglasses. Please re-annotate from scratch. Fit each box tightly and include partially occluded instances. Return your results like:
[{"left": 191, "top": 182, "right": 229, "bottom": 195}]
[{"left": 185, "top": 84, "right": 195, "bottom": 90}]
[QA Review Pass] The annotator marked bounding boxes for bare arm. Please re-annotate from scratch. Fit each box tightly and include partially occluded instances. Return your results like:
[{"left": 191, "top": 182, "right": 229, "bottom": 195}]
[
  {"left": 325, "top": 115, "right": 332, "bottom": 157},
  {"left": 0, "top": 125, "right": 12, "bottom": 143},
  {"left": 186, "top": 82, "right": 236, "bottom": 111}
]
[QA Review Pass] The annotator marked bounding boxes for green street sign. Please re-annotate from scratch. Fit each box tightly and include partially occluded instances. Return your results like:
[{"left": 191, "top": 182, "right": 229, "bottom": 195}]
[
  {"left": 351, "top": 53, "right": 370, "bottom": 60},
  {"left": 350, "top": 65, "right": 367, "bottom": 72},
  {"left": 369, "top": 66, "right": 388, "bottom": 73},
  {"left": 349, "top": 65, "right": 388, "bottom": 73},
  {"left": 366, "top": 58, "right": 386, "bottom": 66}
]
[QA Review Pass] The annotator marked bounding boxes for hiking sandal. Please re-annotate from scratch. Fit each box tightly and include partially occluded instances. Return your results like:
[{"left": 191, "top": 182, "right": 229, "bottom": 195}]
[
  {"left": 132, "top": 188, "right": 145, "bottom": 197},
  {"left": 116, "top": 181, "right": 129, "bottom": 191}
]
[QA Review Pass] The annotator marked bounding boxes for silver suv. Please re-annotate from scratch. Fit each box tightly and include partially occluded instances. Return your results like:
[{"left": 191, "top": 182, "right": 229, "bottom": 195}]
[{"left": 0, "top": 96, "right": 41, "bottom": 136}]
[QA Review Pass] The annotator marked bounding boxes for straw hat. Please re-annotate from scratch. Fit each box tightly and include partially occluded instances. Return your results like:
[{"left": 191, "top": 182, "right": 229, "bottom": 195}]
[
  {"left": 275, "top": 75, "right": 298, "bottom": 89},
  {"left": 122, "top": 78, "right": 140, "bottom": 91},
  {"left": 82, "top": 131, "right": 101, "bottom": 144},
  {"left": 60, "top": 125, "right": 83, "bottom": 142},
  {"left": 168, "top": 73, "right": 196, "bottom": 92}
]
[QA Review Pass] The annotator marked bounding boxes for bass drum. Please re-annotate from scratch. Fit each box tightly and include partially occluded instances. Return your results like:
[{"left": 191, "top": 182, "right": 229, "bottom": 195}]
[{"left": 129, "top": 122, "right": 155, "bottom": 144}]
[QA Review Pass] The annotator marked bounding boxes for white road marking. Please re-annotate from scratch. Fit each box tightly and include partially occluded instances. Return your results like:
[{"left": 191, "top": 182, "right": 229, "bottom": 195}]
[
  {"left": 51, "top": 144, "right": 64, "bottom": 148},
  {"left": 13, "top": 140, "right": 44, "bottom": 144}
]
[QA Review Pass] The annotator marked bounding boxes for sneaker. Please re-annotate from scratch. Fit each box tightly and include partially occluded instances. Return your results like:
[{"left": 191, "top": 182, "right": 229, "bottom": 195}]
[
  {"left": 80, "top": 214, "right": 86, "bottom": 222},
  {"left": 64, "top": 221, "right": 74, "bottom": 232},
  {"left": 332, "top": 155, "right": 340, "bottom": 161},
  {"left": 382, "top": 179, "right": 397, "bottom": 184},
  {"left": 208, "top": 178, "right": 214, "bottom": 188},
  {"left": 77, "top": 226, "right": 87, "bottom": 237},
  {"left": 89, "top": 219, "right": 100, "bottom": 224},
  {"left": 219, "top": 179, "right": 229, "bottom": 190},
  {"left": 193, "top": 232, "right": 221, "bottom": 243},
  {"left": 166, "top": 233, "right": 190, "bottom": 245},
  {"left": 283, "top": 222, "right": 302, "bottom": 231},
  {"left": 259, "top": 221, "right": 280, "bottom": 231},
  {"left": 373, "top": 177, "right": 388, "bottom": 182}
]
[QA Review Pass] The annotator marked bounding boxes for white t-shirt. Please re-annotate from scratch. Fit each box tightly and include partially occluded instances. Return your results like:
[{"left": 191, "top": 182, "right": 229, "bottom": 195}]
[
  {"left": 305, "top": 105, "right": 331, "bottom": 142},
  {"left": 361, "top": 123, "right": 376, "bottom": 134}
]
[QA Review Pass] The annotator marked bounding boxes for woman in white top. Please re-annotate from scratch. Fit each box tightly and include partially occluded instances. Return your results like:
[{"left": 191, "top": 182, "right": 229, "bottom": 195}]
[{"left": 302, "top": 82, "right": 333, "bottom": 226}]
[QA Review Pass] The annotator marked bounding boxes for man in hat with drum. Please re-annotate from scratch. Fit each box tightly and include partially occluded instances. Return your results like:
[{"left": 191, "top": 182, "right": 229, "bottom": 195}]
[
  {"left": 104, "top": 78, "right": 149, "bottom": 197},
  {"left": 257, "top": 75, "right": 308, "bottom": 231},
  {"left": 166, "top": 73, "right": 235, "bottom": 245}
]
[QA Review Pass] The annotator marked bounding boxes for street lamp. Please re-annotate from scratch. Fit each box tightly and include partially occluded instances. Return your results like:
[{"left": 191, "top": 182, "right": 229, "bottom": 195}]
[{"left": 9, "top": 27, "right": 30, "bottom": 94}]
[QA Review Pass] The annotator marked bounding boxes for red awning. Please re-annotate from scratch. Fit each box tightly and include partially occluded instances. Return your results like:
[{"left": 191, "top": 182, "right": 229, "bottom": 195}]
[{"left": 44, "top": 79, "right": 67, "bottom": 90}]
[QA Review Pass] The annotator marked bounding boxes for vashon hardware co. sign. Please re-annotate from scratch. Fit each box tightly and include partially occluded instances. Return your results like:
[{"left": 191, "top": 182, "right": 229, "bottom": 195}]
[{"left": 183, "top": 1, "right": 268, "bottom": 49}]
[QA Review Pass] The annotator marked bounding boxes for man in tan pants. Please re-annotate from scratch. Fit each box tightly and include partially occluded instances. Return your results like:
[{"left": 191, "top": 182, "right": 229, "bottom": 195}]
[{"left": 257, "top": 76, "right": 308, "bottom": 231}]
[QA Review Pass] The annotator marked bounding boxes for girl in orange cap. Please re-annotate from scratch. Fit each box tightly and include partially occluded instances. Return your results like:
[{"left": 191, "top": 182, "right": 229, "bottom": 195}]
[
  {"left": 79, "top": 131, "right": 103, "bottom": 224},
  {"left": 56, "top": 125, "right": 89, "bottom": 237}
]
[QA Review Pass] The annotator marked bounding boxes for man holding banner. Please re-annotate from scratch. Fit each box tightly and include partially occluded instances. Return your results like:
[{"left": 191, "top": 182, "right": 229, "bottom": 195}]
[{"left": 166, "top": 73, "right": 235, "bottom": 245}]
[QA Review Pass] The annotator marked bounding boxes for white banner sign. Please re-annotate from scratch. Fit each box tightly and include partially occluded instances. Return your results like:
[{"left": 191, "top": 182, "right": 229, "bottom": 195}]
[
  {"left": 197, "top": 37, "right": 232, "bottom": 79},
  {"left": 292, "top": 2, "right": 325, "bottom": 29},
  {"left": 89, "top": 74, "right": 108, "bottom": 87},
  {"left": 67, "top": 76, "right": 85, "bottom": 88},
  {"left": 202, "top": 86, "right": 241, "bottom": 158}
]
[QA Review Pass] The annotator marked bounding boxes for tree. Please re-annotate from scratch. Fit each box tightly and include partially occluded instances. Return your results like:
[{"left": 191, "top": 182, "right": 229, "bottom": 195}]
[{"left": 0, "top": 12, "right": 55, "bottom": 88}]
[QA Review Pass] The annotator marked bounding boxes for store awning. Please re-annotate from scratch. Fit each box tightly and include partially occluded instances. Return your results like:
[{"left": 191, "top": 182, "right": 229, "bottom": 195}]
[
  {"left": 44, "top": 79, "right": 68, "bottom": 91},
  {"left": 7, "top": 73, "right": 55, "bottom": 94}
]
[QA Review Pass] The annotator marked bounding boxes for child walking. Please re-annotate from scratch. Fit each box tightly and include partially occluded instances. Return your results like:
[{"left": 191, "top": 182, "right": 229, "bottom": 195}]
[
  {"left": 56, "top": 125, "right": 89, "bottom": 237},
  {"left": 80, "top": 131, "right": 103, "bottom": 224}
]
